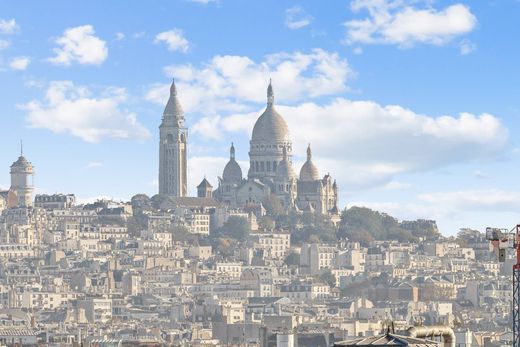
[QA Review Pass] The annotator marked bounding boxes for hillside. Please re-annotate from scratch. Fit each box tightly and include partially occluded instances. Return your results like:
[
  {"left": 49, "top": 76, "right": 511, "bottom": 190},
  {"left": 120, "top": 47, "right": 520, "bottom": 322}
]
[{"left": 337, "top": 206, "right": 440, "bottom": 244}]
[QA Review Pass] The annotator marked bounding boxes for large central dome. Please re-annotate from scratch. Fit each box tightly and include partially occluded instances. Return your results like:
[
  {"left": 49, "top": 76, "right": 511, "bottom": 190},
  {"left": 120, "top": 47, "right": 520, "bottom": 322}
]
[{"left": 251, "top": 82, "right": 289, "bottom": 142}]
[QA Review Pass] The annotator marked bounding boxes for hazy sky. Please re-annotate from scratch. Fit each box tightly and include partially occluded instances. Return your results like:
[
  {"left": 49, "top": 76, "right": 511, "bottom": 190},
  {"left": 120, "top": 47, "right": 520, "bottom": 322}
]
[{"left": 1, "top": 0, "right": 520, "bottom": 235}]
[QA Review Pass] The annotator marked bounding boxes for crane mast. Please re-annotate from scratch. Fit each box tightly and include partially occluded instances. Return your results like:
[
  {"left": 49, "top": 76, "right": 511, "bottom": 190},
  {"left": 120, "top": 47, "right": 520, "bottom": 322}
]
[{"left": 486, "top": 225, "right": 520, "bottom": 347}]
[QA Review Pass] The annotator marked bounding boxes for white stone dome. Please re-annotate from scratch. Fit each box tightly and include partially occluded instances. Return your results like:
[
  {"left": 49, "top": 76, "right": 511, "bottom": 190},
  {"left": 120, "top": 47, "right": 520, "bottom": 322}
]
[
  {"left": 299, "top": 145, "right": 320, "bottom": 181},
  {"left": 223, "top": 143, "right": 242, "bottom": 182},
  {"left": 276, "top": 147, "right": 296, "bottom": 180},
  {"left": 251, "top": 82, "right": 290, "bottom": 143}
]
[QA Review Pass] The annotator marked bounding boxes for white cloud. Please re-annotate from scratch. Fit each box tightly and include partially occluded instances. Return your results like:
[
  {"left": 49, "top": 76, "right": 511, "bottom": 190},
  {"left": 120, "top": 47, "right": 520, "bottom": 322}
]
[
  {"left": 145, "top": 49, "right": 507, "bottom": 190},
  {"left": 86, "top": 161, "right": 103, "bottom": 169},
  {"left": 285, "top": 6, "right": 313, "bottom": 30},
  {"left": 384, "top": 181, "right": 411, "bottom": 190},
  {"left": 459, "top": 39, "right": 476, "bottom": 55},
  {"left": 472, "top": 170, "right": 488, "bottom": 179},
  {"left": 20, "top": 81, "right": 150, "bottom": 143},
  {"left": 49, "top": 25, "right": 108, "bottom": 66},
  {"left": 154, "top": 29, "right": 189, "bottom": 53},
  {"left": 344, "top": 1, "right": 477, "bottom": 47},
  {"left": 146, "top": 49, "right": 351, "bottom": 115},
  {"left": 9, "top": 56, "right": 30, "bottom": 70},
  {"left": 133, "top": 32, "right": 146, "bottom": 39},
  {"left": 418, "top": 189, "right": 520, "bottom": 212},
  {"left": 0, "top": 18, "right": 19, "bottom": 34},
  {"left": 188, "top": 156, "right": 228, "bottom": 194},
  {"left": 196, "top": 99, "right": 507, "bottom": 189},
  {"left": 115, "top": 32, "right": 125, "bottom": 41}
]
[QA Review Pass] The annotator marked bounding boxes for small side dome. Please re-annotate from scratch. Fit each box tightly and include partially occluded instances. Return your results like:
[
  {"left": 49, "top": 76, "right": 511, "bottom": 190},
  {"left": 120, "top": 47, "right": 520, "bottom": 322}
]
[
  {"left": 276, "top": 146, "right": 296, "bottom": 180},
  {"left": 223, "top": 143, "right": 243, "bottom": 182},
  {"left": 299, "top": 144, "right": 319, "bottom": 181}
]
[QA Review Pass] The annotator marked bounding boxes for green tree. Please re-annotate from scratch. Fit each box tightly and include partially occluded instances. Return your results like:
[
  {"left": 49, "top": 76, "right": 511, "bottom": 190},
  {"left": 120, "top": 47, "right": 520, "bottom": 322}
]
[
  {"left": 171, "top": 225, "right": 199, "bottom": 245},
  {"left": 216, "top": 216, "right": 251, "bottom": 241},
  {"left": 262, "top": 194, "right": 285, "bottom": 216},
  {"left": 337, "top": 206, "right": 434, "bottom": 244},
  {"left": 130, "top": 194, "right": 151, "bottom": 211},
  {"left": 150, "top": 194, "right": 170, "bottom": 210},
  {"left": 319, "top": 270, "right": 337, "bottom": 288},
  {"left": 213, "top": 237, "right": 238, "bottom": 257},
  {"left": 257, "top": 216, "right": 275, "bottom": 230},
  {"left": 284, "top": 252, "right": 300, "bottom": 266}
]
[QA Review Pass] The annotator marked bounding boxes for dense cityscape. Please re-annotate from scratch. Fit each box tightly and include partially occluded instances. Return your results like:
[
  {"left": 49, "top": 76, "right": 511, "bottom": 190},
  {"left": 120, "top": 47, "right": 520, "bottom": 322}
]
[{"left": 0, "top": 80, "right": 512, "bottom": 347}]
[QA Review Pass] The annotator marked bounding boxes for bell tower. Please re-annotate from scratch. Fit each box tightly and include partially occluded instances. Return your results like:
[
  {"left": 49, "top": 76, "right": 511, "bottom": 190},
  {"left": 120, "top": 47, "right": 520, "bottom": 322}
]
[{"left": 159, "top": 79, "right": 187, "bottom": 197}]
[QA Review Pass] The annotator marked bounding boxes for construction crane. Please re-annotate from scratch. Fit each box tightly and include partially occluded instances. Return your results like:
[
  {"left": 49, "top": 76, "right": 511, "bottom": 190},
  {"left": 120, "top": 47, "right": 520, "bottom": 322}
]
[{"left": 486, "top": 225, "right": 520, "bottom": 347}]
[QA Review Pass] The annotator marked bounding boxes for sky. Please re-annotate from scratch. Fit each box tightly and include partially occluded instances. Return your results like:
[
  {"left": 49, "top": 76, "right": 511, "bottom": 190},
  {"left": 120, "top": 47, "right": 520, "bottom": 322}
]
[{"left": 1, "top": 0, "right": 520, "bottom": 235}]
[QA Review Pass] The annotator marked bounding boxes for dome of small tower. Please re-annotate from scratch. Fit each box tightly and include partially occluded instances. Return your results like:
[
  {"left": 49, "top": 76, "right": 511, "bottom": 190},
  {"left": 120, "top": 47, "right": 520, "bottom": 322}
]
[
  {"left": 223, "top": 143, "right": 243, "bottom": 182},
  {"left": 11, "top": 156, "right": 30, "bottom": 168},
  {"left": 299, "top": 144, "right": 320, "bottom": 181},
  {"left": 276, "top": 146, "right": 296, "bottom": 180},
  {"left": 10, "top": 142, "right": 32, "bottom": 170}
]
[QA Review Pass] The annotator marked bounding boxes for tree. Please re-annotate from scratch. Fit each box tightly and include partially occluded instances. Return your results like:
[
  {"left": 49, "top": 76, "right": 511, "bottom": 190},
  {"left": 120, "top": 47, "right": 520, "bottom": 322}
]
[
  {"left": 337, "top": 207, "right": 435, "bottom": 244},
  {"left": 319, "top": 270, "right": 337, "bottom": 288},
  {"left": 171, "top": 225, "right": 198, "bottom": 245},
  {"left": 284, "top": 252, "right": 300, "bottom": 266},
  {"left": 291, "top": 212, "right": 338, "bottom": 245},
  {"left": 130, "top": 194, "right": 151, "bottom": 211},
  {"left": 213, "top": 237, "right": 238, "bottom": 257},
  {"left": 262, "top": 194, "right": 285, "bottom": 216},
  {"left": 150, "top": 194, "right": 170, "bottom": 210},
  {"left": 257, "top": 216, "right": 275, "bottom": 230},
  {"left": 216, "top": 216, "right": 251, "bottom": 241}
]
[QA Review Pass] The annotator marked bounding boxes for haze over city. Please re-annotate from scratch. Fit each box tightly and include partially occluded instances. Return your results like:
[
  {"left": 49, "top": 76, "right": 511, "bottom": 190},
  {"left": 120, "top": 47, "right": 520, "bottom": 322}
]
[
  {"left": 0, "top": 1, "right": 519, "bottom": 347},
  {"left": 1, "top": 1, "right": 519, "bottom": 234}
]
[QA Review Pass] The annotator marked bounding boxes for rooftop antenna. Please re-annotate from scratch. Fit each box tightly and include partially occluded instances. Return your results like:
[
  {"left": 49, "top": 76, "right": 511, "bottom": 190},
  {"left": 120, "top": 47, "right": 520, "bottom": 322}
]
[{"left": 20, "top": 140, "right": 23, "bottom": 156}]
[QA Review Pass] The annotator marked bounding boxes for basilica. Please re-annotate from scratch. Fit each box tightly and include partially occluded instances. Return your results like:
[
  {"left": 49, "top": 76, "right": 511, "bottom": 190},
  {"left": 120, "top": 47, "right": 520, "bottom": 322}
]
[{"left": 159, "top": 79, "right": 339, "bottom": 216}]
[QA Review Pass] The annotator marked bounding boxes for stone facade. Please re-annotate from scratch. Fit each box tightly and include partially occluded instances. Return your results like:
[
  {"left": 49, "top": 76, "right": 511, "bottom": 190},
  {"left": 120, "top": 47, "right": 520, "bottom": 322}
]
[{"left": 213, "top": 82, "right": 339, "bottom": 216}]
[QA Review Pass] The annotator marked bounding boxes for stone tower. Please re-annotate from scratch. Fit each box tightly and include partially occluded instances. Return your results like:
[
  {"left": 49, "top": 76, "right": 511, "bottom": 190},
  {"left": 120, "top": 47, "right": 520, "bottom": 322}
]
[
  {"left": 197, "top": 178, "right": 213, "bottom": 198},
  {"left": 10, "top": 142, "right": 34, "bottom": 207},
  {"left": 159, "top": 79, "right": 187, "bottom": 197}
]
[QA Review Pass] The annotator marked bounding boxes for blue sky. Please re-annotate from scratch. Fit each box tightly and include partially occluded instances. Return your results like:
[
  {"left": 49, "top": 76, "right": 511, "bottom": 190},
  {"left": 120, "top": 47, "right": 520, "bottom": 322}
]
[{"left": 1, "top": 0, "right": 520, "bottom": 235}]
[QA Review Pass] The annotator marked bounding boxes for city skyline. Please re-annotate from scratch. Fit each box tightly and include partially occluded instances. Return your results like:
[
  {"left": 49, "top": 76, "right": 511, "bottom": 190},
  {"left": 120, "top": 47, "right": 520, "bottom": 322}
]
[{"left": 1, "top": 0, "right": 520, "bottom": 235}]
